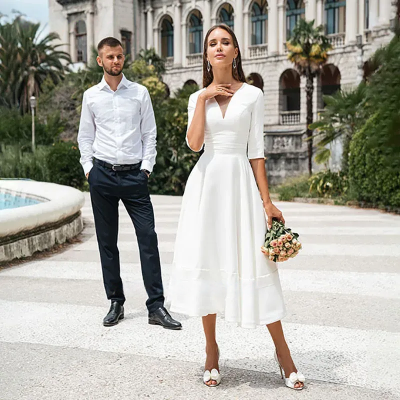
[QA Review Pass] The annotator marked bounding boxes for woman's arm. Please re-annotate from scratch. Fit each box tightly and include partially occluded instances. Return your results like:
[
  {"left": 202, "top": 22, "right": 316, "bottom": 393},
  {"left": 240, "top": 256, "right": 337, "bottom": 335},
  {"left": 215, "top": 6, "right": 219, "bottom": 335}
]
[
  {"left": 250, "top": 158, "right": 285, "bottom": 229},
  {"left": 186, "top": 94, "right": 207, "bottom": 152}
]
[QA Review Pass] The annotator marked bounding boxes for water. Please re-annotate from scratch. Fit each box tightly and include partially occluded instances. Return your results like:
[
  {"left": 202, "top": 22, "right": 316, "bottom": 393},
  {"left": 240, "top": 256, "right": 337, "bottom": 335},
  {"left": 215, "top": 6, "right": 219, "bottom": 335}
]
[{"left": 0, "top": 192, "right": 41, "bottom": 210}]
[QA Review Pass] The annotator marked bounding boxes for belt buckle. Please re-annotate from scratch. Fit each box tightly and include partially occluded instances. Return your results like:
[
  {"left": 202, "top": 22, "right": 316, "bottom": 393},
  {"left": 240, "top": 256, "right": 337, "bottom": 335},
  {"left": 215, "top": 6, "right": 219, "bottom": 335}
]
[{"left": 112, "top": 164, "right": 121, "bottom": 171}]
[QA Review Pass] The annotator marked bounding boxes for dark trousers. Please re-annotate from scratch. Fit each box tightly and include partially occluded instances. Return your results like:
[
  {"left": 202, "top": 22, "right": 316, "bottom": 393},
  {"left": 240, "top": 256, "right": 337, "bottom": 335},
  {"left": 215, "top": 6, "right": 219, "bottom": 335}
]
[{"left": 88, "top": 161, "right": 164, "bottom": 313}]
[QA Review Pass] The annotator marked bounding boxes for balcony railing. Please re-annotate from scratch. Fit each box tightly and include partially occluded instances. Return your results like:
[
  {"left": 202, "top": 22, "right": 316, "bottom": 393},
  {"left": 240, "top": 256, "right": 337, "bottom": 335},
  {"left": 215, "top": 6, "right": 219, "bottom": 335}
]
[
  {"left": 186, "top": 53, "right": 203, "bottom": 66},
  {"left": 249, "top": 44, "right": 268, "bottom": 59},
  {"left": 328, "top": 33, "right": 345, "bottom": 48},
  {"left": 165, "top": 57, "right": 174, "bottom": 69},
  {"left": 280, "top": 111, "right": 300, "bottom": 125}
]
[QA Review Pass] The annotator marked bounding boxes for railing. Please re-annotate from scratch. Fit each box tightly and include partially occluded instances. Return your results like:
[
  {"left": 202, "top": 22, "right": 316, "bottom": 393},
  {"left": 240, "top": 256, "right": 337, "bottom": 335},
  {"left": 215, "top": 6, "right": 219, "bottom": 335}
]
[
  {"left": 186, "top": 53, "right": 203, "bottom": 66},
  {"left": 327, "top": 33, "right": 345, "bottom": 48},
  {"left": 165, "top": 57, "right": 174, "bottom": 69},
  {"left": 249, "top": 44, "right": 268, "bottom": 59},
  {"left": 280, "top": 111, "right": 300, "bottom": 125}
]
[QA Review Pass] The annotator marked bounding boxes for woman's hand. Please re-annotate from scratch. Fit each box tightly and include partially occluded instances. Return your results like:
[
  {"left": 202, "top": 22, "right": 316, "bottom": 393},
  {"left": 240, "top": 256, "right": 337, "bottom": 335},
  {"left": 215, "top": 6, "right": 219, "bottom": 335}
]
[
  {"left": 264, "top": 202, "right": 285, "bottom": 229},
  {"left": 199, "top": 84, "right": 234, "bottom": 101}
]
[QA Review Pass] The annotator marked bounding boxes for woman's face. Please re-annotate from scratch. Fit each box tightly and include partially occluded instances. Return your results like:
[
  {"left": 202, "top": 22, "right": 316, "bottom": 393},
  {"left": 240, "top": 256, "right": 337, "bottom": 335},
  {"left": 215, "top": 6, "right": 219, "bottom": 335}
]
[{"left": 206, "top": 28, "right": 238, "bottom": 69}]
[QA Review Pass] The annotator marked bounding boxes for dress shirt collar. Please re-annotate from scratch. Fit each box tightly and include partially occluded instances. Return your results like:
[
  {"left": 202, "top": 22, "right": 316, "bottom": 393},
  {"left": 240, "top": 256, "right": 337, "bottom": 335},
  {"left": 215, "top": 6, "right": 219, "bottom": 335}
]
[{"left": 98, "top": 73, "right": 129, "bottom": 91}]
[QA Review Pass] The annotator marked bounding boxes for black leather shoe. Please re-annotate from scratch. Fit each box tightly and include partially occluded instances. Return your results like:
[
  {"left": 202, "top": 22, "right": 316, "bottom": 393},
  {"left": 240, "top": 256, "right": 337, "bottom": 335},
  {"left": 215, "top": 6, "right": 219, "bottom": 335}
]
[
  {"left": 148, "top": 306, "right": 182, "bottom": 330},
  {"left": 103, "top": 301, "right": 124, "bottom": 327}
]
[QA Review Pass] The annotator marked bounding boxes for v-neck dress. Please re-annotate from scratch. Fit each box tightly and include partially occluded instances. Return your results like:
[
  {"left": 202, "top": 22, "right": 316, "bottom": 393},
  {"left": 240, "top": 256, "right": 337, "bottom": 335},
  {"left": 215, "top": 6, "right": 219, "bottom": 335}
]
[{"left": 167, "top": 83, "right": 286, "bottom": 328}]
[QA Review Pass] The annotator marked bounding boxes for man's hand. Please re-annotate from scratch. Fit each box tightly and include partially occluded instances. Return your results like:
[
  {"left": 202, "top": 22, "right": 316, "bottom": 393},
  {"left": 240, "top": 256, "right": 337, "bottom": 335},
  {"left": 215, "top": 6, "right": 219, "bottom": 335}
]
[
  {"left": 86, "top": 172, "right": 89, "bottom": 179},
  {"left": 142, "top": 169, "right": 150, "bottom": 178}
]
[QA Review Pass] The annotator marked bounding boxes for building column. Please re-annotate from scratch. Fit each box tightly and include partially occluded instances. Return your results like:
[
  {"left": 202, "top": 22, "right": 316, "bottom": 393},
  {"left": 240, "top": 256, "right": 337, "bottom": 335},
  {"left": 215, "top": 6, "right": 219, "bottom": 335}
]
[
  {"left": 69, "top": 21, "right": 76, "bottom": 63},
  {"left": 305, "top": 0, "right": 316, "bottom": 22},
  {"left": 146, "top": 6, "right": 154, "bottom": 49},
  {"left": 174, "top": 2, "right": 182, "bottom": 66},
  {"left": 140, "top": 5, "right": 146, "bottom": 51},
  {"left": 235, "top": 0, "right": 244, "bottom": 49},
  {"left": 278, "top": 1, "right": 285, "bottom": 53},
  {"left": 154, "top": 27, "right": 160, "bottom": 54},
  {"left": 203, "top": 0, "right": 211, "bottom": 37},
  {"left": 369, "top": 0, "right": 379, "bottom": 29},
  {"left": 268, "top": 0, "right": 278, "bottom": 55},
  {"left": 243, "top": 10, "right": 249, "bottom": 58},
  {"left": 345, "top": 0, "right": 358, "bottom": 44},
  {"left": 379, "top": 0, "right": 392, "bottom": 26},
  {"left": 86, "top": 9, "right": 94, "bottom": 64},
  {"left": 181, "top": 22, "right": 187, "bottom": 67}
]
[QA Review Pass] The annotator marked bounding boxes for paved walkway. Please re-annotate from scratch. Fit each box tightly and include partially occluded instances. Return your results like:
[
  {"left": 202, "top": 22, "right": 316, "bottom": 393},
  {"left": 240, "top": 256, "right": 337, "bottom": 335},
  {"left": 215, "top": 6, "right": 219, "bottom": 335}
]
[{"left": 1, "top": 193, "right": 399, "bottom": 400}]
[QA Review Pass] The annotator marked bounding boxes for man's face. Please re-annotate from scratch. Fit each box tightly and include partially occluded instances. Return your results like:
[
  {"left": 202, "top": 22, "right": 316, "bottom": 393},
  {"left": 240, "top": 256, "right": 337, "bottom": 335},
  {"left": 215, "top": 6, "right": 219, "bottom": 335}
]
[{"left": 97, "top": 45, "right": 125, "bottom": 76}]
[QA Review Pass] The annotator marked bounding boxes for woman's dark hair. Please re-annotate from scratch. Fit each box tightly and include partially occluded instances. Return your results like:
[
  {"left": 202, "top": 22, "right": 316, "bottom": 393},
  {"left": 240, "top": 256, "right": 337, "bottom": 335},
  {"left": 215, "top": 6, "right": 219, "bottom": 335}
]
[{"left": 202, "top": 24, "right": 246, "bottom": 88}]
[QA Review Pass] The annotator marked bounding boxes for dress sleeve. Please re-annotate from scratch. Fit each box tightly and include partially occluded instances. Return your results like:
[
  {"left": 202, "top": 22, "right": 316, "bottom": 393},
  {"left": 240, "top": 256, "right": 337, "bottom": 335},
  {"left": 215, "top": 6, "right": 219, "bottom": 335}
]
[
  {"left": 247, "top": 90, "right": 265, "bottom": 159},
  {"left": 185, "top": 92, "right": 204, "bottom": 152}
]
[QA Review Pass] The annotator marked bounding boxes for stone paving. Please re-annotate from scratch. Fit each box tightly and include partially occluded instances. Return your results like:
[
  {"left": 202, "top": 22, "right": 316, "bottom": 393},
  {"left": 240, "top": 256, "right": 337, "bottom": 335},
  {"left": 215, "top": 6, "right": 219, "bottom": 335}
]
[{"left": 0, "top": 193, "right": 400, "bottom": 400}]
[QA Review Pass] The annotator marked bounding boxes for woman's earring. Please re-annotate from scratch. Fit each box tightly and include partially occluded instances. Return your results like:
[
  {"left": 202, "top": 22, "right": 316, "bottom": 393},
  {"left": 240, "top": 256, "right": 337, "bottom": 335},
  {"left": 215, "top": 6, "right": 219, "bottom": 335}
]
[
  {"left": 233, "top": 58, "right": 237, "bottom": 69},
  {"left": 207, "top": 60, "right": 211, "bottom": 72}
]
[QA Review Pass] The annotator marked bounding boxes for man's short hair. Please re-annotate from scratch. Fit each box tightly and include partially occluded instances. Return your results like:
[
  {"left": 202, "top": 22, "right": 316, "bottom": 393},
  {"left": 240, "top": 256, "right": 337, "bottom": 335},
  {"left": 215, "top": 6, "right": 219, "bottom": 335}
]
[{"left": 97, "top": 37, "right": 123, "bottom": 52}]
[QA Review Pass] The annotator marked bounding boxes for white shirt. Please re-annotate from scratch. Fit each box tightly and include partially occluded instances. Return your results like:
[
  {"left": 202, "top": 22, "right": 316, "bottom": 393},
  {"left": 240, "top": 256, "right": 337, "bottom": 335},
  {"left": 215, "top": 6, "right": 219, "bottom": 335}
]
[{"left": 77, "top": 74, "right": 157, "bottom": 175}]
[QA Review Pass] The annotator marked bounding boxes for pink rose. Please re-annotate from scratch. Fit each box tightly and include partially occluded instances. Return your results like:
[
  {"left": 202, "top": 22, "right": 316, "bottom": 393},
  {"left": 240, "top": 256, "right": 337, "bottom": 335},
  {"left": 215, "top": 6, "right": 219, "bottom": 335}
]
[
  {"left": 282, "top": 236, "right": 287, "bottom": 243},
  {"left": 286, "top": 234, "right": 293, "bottom": 241},
  {"left": 261, "top": 246, "right": 268, "bottom": 254},
  {"left": 277, "top": 240, "right": 283, "bottom": 247},
  {"left": 274, "top": 248, "right": 280, "bottom": 254},
  {"left": 285, "top": 242, "right": 290, "bottom": 248},
  {"left": 280, "top": 251, "right": 287, "bottom": 256},
  {"left": 288, "top": 248, "right": 294, "bottom": 255},
  {"left": 271, "top": 240, "right": 278, "bottom": 247}
]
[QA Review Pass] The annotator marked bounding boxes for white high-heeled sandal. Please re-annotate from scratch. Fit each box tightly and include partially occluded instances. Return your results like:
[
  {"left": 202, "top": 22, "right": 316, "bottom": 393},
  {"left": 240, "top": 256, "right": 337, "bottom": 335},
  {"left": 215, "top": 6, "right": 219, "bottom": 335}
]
[
  {"left": 274, "top": 351, "right": 305, "bottom": 390},
  {"left": 203, "top": 347, "right": 221, "bottom": 387}
]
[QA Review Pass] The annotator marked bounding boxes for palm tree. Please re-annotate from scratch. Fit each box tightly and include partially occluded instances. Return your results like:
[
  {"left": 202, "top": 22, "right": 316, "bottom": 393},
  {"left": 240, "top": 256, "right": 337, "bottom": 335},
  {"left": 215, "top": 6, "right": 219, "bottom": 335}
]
[
  {"left": 287, "top": 19, "right": 332, "bottom": 175},
  {"left": 0, "top": 17, "right": 71, "bottom": 113},
  {"left": 309, "top": 84, "right": 367, "bottom": 173}
]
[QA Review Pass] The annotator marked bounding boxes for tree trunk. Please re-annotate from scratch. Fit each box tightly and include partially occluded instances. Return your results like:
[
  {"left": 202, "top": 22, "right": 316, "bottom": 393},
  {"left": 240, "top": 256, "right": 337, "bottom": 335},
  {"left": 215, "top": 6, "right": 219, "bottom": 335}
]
[{"left": 306, "top": 70, "right": 314, "bottom": 176}]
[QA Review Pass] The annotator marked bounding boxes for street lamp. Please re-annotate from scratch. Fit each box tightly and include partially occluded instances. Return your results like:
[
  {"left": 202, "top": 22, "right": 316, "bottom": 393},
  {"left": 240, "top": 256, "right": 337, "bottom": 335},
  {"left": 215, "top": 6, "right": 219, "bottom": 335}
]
[{"left": 29, "top": 95, "right": 36, "bottom": 153}]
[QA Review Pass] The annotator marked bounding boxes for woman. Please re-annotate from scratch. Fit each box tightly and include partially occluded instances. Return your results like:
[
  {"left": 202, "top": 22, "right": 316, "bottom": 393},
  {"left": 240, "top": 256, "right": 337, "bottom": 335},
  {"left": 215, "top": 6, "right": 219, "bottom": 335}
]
[{"left": 168, "top": 24, "right": 305, "bottom": 390}]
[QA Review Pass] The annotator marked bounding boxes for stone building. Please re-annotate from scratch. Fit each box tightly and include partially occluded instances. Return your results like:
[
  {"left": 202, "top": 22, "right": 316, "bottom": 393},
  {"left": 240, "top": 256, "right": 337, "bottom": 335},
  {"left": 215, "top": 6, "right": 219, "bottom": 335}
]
[{"left": 49, "top": 0, "right": 395, "bottom": 183}]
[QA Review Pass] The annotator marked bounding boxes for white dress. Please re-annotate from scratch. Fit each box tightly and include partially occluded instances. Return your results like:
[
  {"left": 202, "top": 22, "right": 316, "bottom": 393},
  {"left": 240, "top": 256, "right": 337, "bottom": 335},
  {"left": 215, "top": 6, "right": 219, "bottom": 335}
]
[{"left": 167, "top": 83, "right": 286, "bottom": 328}]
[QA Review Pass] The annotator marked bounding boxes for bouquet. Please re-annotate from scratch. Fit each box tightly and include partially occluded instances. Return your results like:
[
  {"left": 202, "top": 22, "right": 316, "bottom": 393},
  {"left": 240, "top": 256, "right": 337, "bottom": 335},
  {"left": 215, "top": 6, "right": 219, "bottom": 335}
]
[{"left": 261, "top": 220, "right": 302, "bottom": 262}]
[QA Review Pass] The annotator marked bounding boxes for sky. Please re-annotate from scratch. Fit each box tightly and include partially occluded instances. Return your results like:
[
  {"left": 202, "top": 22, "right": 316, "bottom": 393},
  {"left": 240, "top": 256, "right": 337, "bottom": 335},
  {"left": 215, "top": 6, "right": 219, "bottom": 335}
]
[{"left": 0, "top": 0, "right": 49, "bottom": 36}]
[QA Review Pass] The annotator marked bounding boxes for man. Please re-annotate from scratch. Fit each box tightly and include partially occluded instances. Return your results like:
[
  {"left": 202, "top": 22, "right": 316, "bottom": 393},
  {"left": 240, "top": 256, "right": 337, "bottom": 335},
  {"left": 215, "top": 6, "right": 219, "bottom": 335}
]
[{"left": 77, "top": 37, "right": 181, "bottom": 330}]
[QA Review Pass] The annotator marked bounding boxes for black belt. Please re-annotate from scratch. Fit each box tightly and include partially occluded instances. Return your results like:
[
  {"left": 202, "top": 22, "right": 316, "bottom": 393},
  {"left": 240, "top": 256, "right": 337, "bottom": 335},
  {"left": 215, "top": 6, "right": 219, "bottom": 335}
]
[{"left": 94, "top": 158, "right": 141, "bottom": 172}]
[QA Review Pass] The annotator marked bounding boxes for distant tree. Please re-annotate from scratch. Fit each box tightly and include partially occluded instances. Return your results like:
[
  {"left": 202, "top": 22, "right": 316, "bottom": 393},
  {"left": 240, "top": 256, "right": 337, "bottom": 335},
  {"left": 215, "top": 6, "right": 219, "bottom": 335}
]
[
  {"left": 287, "top": 19, "right": 332, "bottom": 175},
  {"left": 0, "top": 16, "right": 71, "bottom": 113}
]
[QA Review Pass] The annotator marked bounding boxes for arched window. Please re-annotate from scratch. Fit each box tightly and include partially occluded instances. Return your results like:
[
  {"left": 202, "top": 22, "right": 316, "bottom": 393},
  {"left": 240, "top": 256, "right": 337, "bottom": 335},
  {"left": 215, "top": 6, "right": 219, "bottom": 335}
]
[
  {"left": 319, "top": 64, "right": 341, "bottom": 107},
  {"left": 280, "top": 69, "right": 300, "bottom": 111},
  {"left": 286, "top": 0, "right": 305, "bottom": 40},
  {"left": 251, "top": 0, "right": 268, "bottom": 45},
  {"left": 218, "top": 4, "right": 234, "bottom": 29},
  {"left": 161, "top": 17, "right": 174, "bottom": 58},
  {"left": 188, "top": 10, "right": 203, "bottom": 54},
  {"left": 247, "top": 72, "right": 264, "bottom": 91},
  {"left": 75, "top": 20, "right": 87, "bottom": 63},
  {"left": 121, "top": 30, "right": 132, "bottom": 56},
  {"left": 364, "top": 0, "right": 369, "bottom": 30},
  {"left": 325, "top": 0, "right": 346, "bottom": 34}
]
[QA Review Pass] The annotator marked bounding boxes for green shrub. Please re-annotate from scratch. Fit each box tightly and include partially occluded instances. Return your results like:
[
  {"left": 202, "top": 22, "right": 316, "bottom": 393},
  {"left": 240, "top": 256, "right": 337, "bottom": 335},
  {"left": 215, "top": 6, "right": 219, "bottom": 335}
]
[
  {"left": 349, "top": 115, "right": 400, "bottom": 208},
  {"left": 46, "top": 142, "right": 86, "bottom": 189},
  {"left": 309, "top": 170, "right": 348, "bottom": 198},
  {"left": 0, "top": 145, "right": 50, "bottom": 181},
  {"left": 275, "top": 175, "right": 311, "bottom": 201}
]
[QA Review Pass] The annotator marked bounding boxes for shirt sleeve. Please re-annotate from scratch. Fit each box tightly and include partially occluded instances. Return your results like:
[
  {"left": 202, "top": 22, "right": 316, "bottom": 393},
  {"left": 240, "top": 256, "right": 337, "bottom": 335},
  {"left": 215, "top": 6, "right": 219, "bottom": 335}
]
[
  {"left": 140, "top": 87, "right": 157, "bottom": 172},
  {"left": 77, "top": 92, "right": 96, "bottom": 175},
  {"left": 185, "top": 92, "right": 204, "bottom": 152},
  {"left": 247, "top": 90, "right": 265, "bottom": 160}
]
